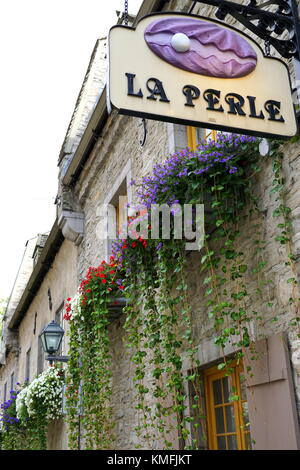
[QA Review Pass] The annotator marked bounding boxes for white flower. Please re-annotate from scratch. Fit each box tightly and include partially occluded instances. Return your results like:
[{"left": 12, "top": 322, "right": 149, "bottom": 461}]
[{"left": 15, "top": 367, "right": 64, "bottom": 422}]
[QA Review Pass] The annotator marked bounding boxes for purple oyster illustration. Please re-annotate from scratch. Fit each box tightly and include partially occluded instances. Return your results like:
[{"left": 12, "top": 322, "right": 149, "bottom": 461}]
[{"left": 144, "top": 17, "right": 257, "bottom": 79}]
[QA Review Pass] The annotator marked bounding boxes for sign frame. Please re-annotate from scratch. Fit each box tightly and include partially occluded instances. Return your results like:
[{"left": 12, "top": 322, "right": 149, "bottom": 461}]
[{"left": 108, "top": 12, "right": 299, "bottom": 140}]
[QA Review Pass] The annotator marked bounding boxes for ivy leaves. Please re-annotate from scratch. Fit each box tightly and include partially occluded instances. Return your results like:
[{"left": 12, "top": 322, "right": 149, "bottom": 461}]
[
  {"left": 271, "top": 151, "right": 300, "bottom": 336},
  {"left": 63, "top": 133, "right": 300, "bottom": 452}
]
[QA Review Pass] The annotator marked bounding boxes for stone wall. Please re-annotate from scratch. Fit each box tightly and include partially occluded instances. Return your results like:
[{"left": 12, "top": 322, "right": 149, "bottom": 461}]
[
  {"left": 0, "top": 238, "right": 37, "bottom": 367},
  {"left": 33, "top": 0, "right": 300, "bottom": 449},
  {"left": 71, "top": 98, "right": 300, "bottom": 448},
  {"left": 0, "top": 239, "right": 78, "bottom": 449},
  {"left": 0, "top": 350, "right": 19, "bottom": 404},
  {"left": 2, "top": 0, "right": 300, "bottom": 451},
  {"left": 17, "top": 239, "right": 78, "bottom": 385}
]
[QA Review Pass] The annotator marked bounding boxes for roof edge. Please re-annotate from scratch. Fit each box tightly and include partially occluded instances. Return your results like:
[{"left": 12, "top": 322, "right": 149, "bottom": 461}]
[{"left": 8, "top": 220, "right": 64, "bottom": 330}]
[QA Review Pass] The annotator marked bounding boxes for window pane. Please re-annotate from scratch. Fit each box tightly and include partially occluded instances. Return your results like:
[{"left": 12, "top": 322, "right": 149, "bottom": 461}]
[
  {"left": 10, "top": 372, "right": 14, "bottom": 391},
  {"left": 26, "top": 349, "right": 31, "bottom": 382},
  {"left": 213, "top": 379, "right": 223, "bottom": 404},
  {"left": 37, "top": 336, "right": 44, "bottom": 375},
  {"left": 225, "top": 405, "right": 236, "bottom": 432},
  {"left": 217, "top": 435, "right": 227, "bottom": 450},
  {"left": 222, "top": 377, "right": 232, "bottom": 403},
  {"left": 227, "top": 435, "right": 238, "bottom": 450},
  {"left": 195, "top": 127, "right": 205, "bottom": 143},
  {"left": 215, "top": 407, "right": 225, "bottom": 434}
]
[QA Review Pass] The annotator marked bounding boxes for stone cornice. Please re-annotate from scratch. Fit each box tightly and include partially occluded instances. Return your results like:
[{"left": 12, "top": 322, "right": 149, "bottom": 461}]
[{"left": 8, "top": 221, "right": 64, "bottom": 330}]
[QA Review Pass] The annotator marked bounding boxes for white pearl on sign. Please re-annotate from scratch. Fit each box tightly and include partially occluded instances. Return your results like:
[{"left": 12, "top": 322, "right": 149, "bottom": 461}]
[{"left": 170, "top": 33, "right": 191, "bottom": 52}]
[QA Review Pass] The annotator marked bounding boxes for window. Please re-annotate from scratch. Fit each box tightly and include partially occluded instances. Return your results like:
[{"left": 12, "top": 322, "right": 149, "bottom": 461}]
[
  {"left": 187, "top": 126, "right": 205, "bottom": 151},
  {"left": 110, "top": 179, "right": 128, "bottom": 238},
  {"left": 106, "top": 178, "right": 129, "bottom": 258},
  {"left": 3, "top": 382, "right": 7, "bottom": 403},
  {"left": 204, "top": 362, "right": 251, "bottom": 450},
  {"left": 25, "top": 348, "right": 31, "bottom": 382},
  {"left": 100, "top": 161, "right": 132, "bottom": 261},
  {"left": 186, "top": 126, "right": 218, "bottom": 151},
  {"left": 10, "top": 372, "right": 14, "bottom": 392},
  {"left": 204, "top": 129, "right": 218, "bottom": 142},
  {"left": 37, "top": 334, "right": 44, "bottom": 375},
  {"left": 55, "top": 304, "right": 65, "bottom": 355}
]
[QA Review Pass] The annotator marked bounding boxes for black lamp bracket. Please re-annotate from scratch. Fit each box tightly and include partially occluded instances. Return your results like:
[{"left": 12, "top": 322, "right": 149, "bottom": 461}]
[
  {"left": 192, "top": 1, "right": 300, "bottom": 60},
  {"left": 46, "top": 355, "right": 69, "bottom": 364}
]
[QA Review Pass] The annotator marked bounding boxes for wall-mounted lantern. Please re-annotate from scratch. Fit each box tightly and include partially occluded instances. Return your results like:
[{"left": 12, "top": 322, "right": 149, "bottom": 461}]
[{"left": 40, "top": 320, "right": 69, "bottom": 365}]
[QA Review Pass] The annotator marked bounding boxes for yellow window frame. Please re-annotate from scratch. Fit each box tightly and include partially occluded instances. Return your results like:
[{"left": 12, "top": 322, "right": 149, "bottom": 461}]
[
  {"left": 187, "top": 126, "right": 198, "bottom": 151},
  {"left": 187, "top": 126, "right": 218, "bottom": 151},
  {"left": 205, "top": 128, "right": 218, "bottom": 142},
  {"left": 204, "top": 362, "right": 250, "bottom": 450},
  {"left": 116, "top": 195, "right": 128, "bottom": 237}
]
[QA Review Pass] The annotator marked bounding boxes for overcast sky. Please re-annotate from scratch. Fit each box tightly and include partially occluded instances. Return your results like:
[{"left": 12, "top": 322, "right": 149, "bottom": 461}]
[{"left": 0, "top": 0, "right": 143, "bottom": 300}]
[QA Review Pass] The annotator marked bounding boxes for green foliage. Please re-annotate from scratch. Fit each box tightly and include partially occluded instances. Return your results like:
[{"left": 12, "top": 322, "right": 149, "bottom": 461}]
[
  {"left": 270, "top": 148, "right": 300, "bottom": 336},
  {"left": 0, "top": 367, "right": 64, "bottom": 450},
  {"left": 63, "top": 133, "right": 299, "bottom": 450},
  {"left": 121, "top": 239, "right": 205, "bottom": 449},
  {"left": 65, "top": 262, "right": 125, "bottom": 449}
]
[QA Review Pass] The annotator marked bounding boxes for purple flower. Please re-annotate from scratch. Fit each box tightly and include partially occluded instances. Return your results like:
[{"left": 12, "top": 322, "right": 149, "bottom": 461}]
[
  {"left": 110, "top": 133, "right": 258, "bottom": 268},
  {"left": 228, "top": 166, "right": 238, "bottom": 174}
]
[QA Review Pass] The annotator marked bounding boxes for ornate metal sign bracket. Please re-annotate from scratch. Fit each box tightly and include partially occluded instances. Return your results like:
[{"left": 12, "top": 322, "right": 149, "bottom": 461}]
[
  {"left": 191, "top": 1, "right": 300, "bottom": 107},
  {"left": 191, "top": 1, "right": 300, "bottom": 59}
]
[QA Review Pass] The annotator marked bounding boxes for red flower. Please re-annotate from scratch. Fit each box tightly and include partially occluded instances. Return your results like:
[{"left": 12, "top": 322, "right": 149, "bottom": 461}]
[
  {"left": 131, "top": 242, "right": 137, "bottom": 248},
  {"left": 101, "top": 279, "right": 107, "bottom": 284}
]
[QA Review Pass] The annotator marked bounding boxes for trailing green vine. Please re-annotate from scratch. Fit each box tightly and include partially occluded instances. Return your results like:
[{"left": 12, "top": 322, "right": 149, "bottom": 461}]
[
  {"left": 119, "top": 237, "right": 204, "bottom": 449},
  {"left": 271, "top": 145, "right": 300, "bottom": 336},
  {"left": 64, "top": 261, "right": 126, "bottom": 449},
  {"left": 62, "top": 132, "right": 299, "bottom": 450}
]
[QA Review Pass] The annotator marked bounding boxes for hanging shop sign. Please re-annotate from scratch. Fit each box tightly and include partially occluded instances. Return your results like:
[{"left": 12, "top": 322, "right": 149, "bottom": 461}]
[{"left": 108, "top": 13, "right": 298, "bottom": 139}]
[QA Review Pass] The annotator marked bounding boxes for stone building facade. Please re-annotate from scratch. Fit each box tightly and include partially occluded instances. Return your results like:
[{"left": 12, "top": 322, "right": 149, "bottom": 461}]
[{"left": 1, "top": 0, "right": 300, "bottom": 450}]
